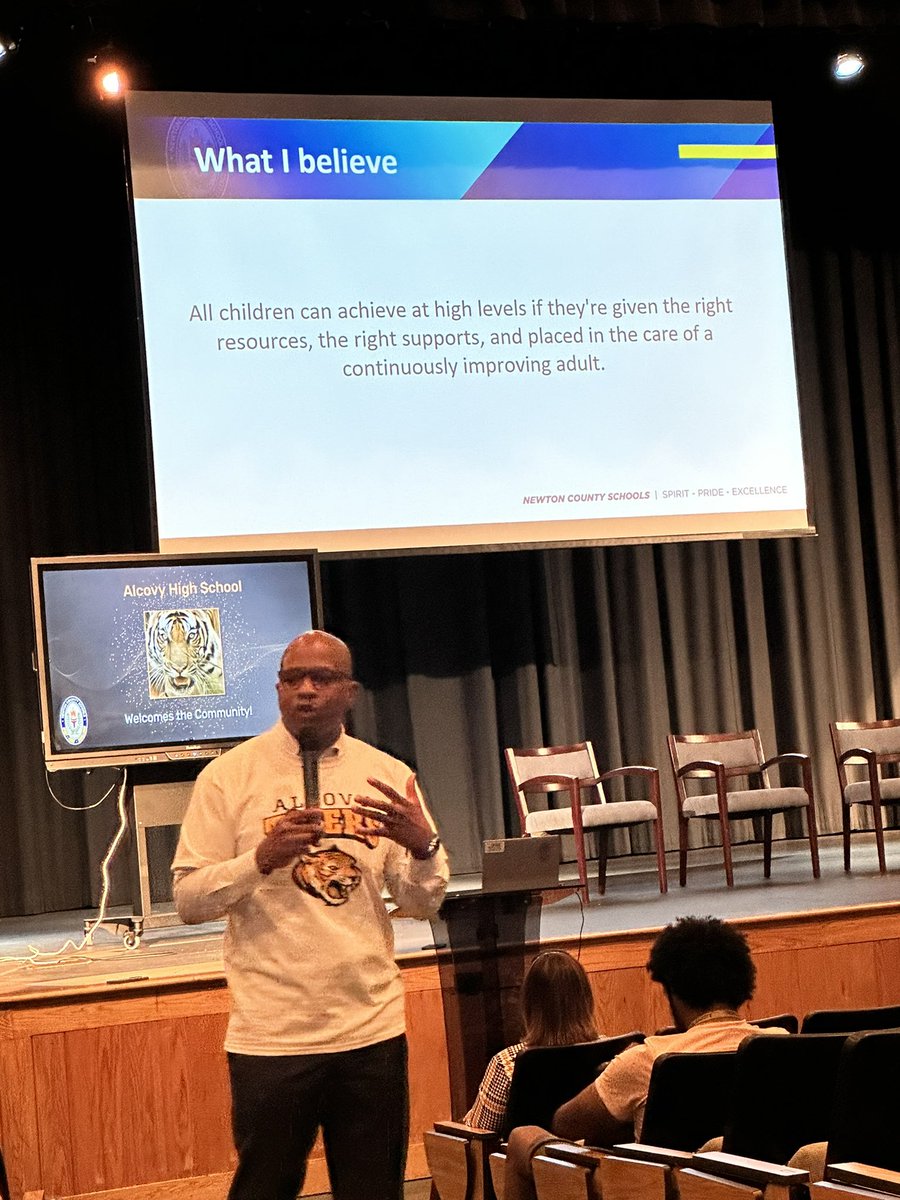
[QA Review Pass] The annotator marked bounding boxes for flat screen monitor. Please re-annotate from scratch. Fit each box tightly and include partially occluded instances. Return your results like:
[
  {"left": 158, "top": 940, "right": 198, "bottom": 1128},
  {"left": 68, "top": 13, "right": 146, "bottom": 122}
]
[
  {"left": 124, "top": 91, "right": 814, "bottom": 556},
  {"left": 30, "top": 549, "right": 322, "bottom": 771}
]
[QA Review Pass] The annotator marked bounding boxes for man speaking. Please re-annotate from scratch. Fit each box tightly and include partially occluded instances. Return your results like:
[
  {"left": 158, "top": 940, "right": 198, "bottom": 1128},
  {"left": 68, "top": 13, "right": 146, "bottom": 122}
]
[{"left": 173, "top": 630, "right": 449, "bottom": 1200}]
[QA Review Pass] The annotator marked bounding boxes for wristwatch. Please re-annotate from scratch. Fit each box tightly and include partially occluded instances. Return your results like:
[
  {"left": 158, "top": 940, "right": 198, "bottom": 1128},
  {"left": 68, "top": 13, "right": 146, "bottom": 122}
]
[{"left": 412, "top": 834, "right": 442, "bottom": 861}]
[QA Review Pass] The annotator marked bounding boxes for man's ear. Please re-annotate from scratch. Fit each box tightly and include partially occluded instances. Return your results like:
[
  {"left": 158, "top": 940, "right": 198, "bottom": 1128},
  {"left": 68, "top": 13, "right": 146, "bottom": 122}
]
[{"left": 345, "top": 679, "right": 361, "bottom": 708}]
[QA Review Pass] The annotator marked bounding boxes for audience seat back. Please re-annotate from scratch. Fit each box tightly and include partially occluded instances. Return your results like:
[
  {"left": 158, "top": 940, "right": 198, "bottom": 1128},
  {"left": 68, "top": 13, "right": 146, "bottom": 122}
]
[
  {"left": 801, "top": 1005, "right": 900, "bottom": 1034},
  {"left": 499, "top": 1032, "right": 645, "bottom": 1140},
  {"left": 723, "top": 1032, "right": 849, "bottom": 1163},
  {"left": 640, "top": 1051, "right": 738, "bottom": 1151},
  {"left": 825, "top": 1028, "right": 900, "bottom": 1172}
]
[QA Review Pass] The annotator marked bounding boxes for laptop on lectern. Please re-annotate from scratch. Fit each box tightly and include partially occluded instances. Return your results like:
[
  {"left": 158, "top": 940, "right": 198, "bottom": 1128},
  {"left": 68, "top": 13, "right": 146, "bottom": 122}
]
[{"left": 480, "top": 835, "right": 562, "bottom": 894}]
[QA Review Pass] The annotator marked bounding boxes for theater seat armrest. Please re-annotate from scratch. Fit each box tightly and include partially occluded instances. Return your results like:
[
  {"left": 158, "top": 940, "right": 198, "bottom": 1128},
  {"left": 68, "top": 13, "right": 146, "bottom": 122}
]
[
  {"left": 693, "top": 1151, "right": 810, "bottom": 1185},
  {"left": 433, "top": 1119, "right": 498, "bottom": 1140},
  {"left": 827, "top": 1164, "right": 900, "bottom": 1195},
  {"left": 540, "top": 1142, "right": 606, "bottom": 1167},
  {"left": 613, "top": 1143, "right": 695, "bottom": 1167}
]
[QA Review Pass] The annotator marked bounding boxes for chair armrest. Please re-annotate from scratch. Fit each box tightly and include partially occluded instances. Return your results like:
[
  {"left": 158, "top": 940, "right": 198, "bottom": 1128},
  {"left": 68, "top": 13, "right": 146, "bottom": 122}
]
[
  {"left": 827, "top": 1165, "right": 900, "bottom": 1196},
  {"left": 540, "top": 1141, "right": 607, "bottom": 1167},
  {"left": 518, "top": 777, "right": 595, "bottom": 787},
  {"left": 761, "top": 751, "right": 808, "bottom": 765},
  {"left": 837, "top": 747, "right": 877, "bottom": 767},
  {"left": 613, "top": 1143, "right": 695, "bottom": 1167},
  {"left": 596, "top": 765, "right": 662, "bottom": 808},
  {"left": 517, "top": 773, "right": 598, "bottom": 791},
  {"left": 433, "top": 1119, "right": 499, "bottom": 1141},
  {"left": 760, "top": 752, "right": 813, "bottom": 794},
  {"left": 760, "top": 752, "right": 810, "bottom": 774},
  {"left": 674, "top": 760, "right": 729, "bottom": 816},
  {"left": 693, "top": 1151, "right": 809, "bottom": 1186},
  {"left": 596, "top": 765, "right": 658, "bottom": 783},
  {"left": 675, "top": 760, "right": 726, "bottom": 778}
]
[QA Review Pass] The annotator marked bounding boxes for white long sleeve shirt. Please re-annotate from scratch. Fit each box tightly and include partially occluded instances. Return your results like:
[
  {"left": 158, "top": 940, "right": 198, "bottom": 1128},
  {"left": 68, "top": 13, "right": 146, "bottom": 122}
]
[{"left": 172, "top": 722, "right": 449, "bottom": 1055}]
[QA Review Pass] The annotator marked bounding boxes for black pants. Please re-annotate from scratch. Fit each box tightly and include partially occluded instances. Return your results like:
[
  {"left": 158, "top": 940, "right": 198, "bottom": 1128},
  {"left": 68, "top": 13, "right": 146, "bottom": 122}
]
[{"left": 227, "top": 1034, "right": 409, "bottom": 1200}]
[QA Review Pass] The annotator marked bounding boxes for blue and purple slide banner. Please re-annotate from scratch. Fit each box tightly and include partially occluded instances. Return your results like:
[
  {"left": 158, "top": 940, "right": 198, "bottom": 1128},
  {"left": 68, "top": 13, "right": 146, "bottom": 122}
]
[{"left": 130, "top": 114, "right": 779, "bottom": 201}]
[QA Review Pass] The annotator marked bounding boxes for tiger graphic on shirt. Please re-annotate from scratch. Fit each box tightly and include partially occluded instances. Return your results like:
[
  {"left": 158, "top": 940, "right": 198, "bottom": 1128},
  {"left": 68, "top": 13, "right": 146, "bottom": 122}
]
[
  {"left": 293, "top": 847, "right": 361, "bottom": 905},
  {"left": 266, "top": 790, "right": 386, "bottom": 905}
]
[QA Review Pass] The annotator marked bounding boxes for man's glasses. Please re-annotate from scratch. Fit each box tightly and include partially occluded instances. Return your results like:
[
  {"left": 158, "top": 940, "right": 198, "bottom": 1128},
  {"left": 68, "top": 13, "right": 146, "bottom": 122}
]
[{"left": 278, "top": 668, "right": 352, "bottom": 689}]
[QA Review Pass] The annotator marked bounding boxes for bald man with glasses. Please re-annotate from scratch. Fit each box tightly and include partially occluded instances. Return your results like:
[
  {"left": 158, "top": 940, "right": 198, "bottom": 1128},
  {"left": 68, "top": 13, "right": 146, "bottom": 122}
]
[{"left": 173, "top": 630, "right": 449, "bottom": 1200}]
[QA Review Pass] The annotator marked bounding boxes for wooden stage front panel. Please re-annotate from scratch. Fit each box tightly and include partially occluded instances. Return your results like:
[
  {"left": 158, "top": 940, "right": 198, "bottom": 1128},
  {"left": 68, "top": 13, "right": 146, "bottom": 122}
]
[{"left": 2, "top": 903, "right": 900, "bottom": 1200}]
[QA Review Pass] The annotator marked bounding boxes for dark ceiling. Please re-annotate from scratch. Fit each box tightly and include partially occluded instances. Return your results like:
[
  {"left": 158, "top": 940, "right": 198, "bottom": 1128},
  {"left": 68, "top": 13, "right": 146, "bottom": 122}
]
[{"left": 3, "top": 1, "right": 900, "bottom": 103}]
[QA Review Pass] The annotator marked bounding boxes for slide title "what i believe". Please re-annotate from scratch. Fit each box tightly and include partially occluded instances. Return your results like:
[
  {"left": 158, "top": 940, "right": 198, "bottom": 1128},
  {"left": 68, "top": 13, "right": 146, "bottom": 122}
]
[{"left": 193, "top": 146, "right": 399, "bottom": 176}]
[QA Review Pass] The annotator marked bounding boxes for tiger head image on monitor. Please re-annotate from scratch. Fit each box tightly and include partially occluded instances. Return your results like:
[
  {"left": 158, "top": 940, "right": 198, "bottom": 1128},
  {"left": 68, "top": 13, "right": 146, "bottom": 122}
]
[{"left": 144, "top": 607, "right": 226, "bottom": 699}]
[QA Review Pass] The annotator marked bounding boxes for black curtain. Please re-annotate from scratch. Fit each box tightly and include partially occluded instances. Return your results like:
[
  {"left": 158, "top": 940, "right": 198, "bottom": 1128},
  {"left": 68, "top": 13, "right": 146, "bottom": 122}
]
[{"left": 1, "top": 3, "right": 898, "bottom": 916}]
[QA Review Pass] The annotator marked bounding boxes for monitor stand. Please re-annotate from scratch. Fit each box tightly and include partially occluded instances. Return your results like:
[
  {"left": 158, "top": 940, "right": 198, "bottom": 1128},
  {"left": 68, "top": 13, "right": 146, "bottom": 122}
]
[{"left": 83, "top": 777, "right": 195, "bottom": 949}]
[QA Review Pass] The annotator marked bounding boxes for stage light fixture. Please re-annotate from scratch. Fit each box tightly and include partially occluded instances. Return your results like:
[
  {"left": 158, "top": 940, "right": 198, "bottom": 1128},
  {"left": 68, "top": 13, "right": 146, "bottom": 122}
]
[
  {"left": 832, "top": 51, "right": 866, "bottom": 81},
  {"left": 0, "top": 33, "right": 20, "bottom": 62},
  {"left": 88, "top": 48, "right": 129, "bottom": 99},
  {"left": 99, "top": 67, "right": 126, "bottom": 97}
]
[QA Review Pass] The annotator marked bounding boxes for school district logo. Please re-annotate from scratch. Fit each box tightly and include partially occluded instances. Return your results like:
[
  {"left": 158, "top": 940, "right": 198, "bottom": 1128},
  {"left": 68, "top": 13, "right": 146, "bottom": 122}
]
[
  {"left": 59, "top": 696, "right": 89, "bottom": 746},
  {"left": 165, "top": 116, "right": 229, "bottom": 200}
]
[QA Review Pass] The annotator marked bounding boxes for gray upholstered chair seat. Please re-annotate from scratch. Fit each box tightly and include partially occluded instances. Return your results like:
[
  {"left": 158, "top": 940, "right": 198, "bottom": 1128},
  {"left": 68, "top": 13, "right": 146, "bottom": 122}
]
[
  {"left": 681, "top": 786, "right": 810, "bottom": 819},
  {"left": 525, "top": 799, "right": 659, "bottom": 834},
  {"left": 843, "top": 777, "right": 900, "bottom": 806}
]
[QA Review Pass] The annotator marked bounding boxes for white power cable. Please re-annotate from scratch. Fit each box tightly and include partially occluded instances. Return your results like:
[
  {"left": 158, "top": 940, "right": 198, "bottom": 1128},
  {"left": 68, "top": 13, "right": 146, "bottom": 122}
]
[
  {"left": 44, "top": 765, "right": 123, "bottom": 811},
  {"left": 0, "top": 768, "right": 130, "bottom": 971}
]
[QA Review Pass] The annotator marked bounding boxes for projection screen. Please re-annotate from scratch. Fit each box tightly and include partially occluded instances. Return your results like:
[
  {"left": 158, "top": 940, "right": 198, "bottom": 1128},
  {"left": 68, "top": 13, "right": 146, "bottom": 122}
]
[{"left": 124, "top": 92, "right": 814, "bottom": 556}]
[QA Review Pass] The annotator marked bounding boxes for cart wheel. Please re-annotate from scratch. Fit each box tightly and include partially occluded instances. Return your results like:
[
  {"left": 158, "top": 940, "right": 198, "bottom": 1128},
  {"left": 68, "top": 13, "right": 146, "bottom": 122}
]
[{"left": 123, "top": 930, "right": 141, "bottom": 950}]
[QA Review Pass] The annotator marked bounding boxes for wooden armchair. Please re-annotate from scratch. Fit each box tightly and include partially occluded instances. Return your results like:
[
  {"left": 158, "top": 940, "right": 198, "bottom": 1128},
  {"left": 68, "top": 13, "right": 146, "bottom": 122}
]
[
  {"left": 505, "top": 741, "right": 667, "bottom": 902},
  {"left": 830, "top": 719, "right": 900, "bottom": 873},
  {"left": 667, "top": 729, "right": 820, "bottom": 887}
]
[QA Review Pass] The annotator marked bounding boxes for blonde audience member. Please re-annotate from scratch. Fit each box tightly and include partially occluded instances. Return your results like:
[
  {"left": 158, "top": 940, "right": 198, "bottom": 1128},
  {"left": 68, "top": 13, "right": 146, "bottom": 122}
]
[{"left": 463, "top": 949, "right": 600, "bottom": 1132}]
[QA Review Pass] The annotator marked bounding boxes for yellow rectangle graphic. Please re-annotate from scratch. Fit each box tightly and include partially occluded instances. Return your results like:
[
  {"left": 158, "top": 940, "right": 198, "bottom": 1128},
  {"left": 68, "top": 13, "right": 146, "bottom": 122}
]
[{"left": 678, "top": 144, "right": 777, "bottom": 160}]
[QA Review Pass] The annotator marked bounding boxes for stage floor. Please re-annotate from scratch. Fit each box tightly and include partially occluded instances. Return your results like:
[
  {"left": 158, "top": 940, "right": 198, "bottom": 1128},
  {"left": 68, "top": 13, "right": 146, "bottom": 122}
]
[{"left": 1, "top": 832, "right": 898, "bottom": 999}]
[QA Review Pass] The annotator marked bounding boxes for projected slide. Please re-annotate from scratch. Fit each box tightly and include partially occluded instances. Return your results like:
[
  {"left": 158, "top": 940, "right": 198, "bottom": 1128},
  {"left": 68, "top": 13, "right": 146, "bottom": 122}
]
[
  {"left": 125, "top": 93, "right": 812, "bottom": 554},
  {"left": 38, "top": 556, "right": 316, "bottom": 757}
]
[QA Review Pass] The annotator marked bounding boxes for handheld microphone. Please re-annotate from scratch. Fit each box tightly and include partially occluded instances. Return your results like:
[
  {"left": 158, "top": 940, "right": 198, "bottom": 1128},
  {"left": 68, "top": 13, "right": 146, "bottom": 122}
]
[{"left": 300, "top": 746, "right": 320, "bottom": 808}]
